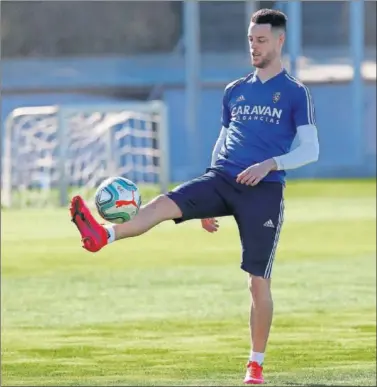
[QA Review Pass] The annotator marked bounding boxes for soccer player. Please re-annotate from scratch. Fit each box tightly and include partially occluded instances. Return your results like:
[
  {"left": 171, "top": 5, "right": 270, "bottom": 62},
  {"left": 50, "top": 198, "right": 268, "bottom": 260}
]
[{"left": 70, "top": 9, "right": 319, "bottom": 385}]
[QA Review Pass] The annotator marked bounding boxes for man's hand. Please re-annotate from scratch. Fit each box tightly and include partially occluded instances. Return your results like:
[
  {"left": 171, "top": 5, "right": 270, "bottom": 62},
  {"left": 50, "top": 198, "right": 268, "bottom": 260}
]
[
  {"left": 201, "top": 218, "right": 219, "bottom": 233},
  {"left": 236, "top": 158, "right": 277, "bottom": 186}
]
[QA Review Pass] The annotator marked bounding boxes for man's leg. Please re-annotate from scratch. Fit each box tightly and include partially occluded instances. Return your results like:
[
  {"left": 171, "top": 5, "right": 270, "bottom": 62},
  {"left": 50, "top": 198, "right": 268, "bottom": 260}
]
[
  {"left": 111, "top": 194, "right": 181, "bottom": 240},
  {"left": 232, "top": 182, "right": 284, "bottom": 384},
  {"left": 70, "top": 171, "right": 231, "bottom": 252},
  {"left": 247, "top": 275, "right": 273, "bottom": 371}
]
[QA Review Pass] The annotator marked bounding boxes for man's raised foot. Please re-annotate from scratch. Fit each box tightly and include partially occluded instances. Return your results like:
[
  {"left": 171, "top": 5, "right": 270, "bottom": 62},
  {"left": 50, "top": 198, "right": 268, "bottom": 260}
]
[{"left": 70, "top": 195, "right": 108, "bottom": 252}]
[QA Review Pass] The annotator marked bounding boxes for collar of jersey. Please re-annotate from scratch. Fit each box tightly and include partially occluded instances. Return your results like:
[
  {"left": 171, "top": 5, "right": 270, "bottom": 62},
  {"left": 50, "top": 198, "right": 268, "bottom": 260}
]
[{"left": 251, "top": 68, "right": 287, "bottom": 84}]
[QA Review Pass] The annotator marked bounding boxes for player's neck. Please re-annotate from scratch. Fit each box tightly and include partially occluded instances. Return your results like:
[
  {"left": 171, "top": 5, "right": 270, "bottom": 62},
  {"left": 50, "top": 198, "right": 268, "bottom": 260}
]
[{"left": 255, "top": 61, "right": 284, "bottom": 83}]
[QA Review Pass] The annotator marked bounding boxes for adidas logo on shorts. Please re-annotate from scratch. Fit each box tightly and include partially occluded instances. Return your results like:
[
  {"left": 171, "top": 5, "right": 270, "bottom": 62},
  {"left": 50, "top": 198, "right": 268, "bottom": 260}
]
[{"left": 263, "top": 219, "right": 275, "bottom": 228}]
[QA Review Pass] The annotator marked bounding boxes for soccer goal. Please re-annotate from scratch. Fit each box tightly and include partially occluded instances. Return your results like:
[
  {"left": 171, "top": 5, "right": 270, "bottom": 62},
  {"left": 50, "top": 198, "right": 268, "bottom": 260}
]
[{"left": 1, "top": 101, "right": 169, "bottom": 208}]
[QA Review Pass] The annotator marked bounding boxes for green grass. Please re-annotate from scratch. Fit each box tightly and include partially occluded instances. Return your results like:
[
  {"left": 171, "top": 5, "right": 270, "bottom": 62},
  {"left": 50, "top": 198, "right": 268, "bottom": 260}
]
[{"left": 1, "top": 179, "right": 376, "bottom": 386}]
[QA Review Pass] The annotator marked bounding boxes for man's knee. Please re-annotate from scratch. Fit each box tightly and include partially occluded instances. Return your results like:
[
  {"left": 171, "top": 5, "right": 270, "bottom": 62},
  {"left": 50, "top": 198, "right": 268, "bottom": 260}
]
[
  {"left": 147, "top": 194, "right": 183, "bottom": 221},
  {"left": 248, "top": 275, "right": 272, "bottom": 305}
]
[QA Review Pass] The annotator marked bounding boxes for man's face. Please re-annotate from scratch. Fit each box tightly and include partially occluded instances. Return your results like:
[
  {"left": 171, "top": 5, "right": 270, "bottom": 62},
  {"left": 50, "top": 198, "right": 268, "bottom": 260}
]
[{"left": 248, "top": 23, "right": 284, "bottom": 68}]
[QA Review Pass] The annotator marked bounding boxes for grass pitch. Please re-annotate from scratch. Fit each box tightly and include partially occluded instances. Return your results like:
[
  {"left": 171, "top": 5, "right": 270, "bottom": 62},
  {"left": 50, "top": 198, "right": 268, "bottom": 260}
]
[{"left": 1, "top": 179, "right": 376, "bottom": 386}]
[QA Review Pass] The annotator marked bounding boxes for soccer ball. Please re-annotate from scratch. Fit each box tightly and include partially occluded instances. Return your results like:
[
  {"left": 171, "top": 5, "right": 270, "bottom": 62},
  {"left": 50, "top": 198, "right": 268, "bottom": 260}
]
[{"left": 94, "top": 176, "right": 141, "bottom": 224}]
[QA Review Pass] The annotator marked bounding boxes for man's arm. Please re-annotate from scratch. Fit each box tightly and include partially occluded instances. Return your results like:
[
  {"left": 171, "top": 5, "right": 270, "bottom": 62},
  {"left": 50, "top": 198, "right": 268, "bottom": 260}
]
[
  {"left": 211, "top": 126, "right": 228, "bottom": 166},
  {"left": 201, "top": 84, "right": 231, "bottom": 231},
  {"left": 237, "top": 125, "right": 319, "bottom": 185},
  {"left": 272, "top": 124, "right": 319, "bottom": 170},
  {"left": 211, "top": 82, "right": 232, "bottom": 167},
  {"left": 272, "top": 82, "right": 319, "bottom": 170}
]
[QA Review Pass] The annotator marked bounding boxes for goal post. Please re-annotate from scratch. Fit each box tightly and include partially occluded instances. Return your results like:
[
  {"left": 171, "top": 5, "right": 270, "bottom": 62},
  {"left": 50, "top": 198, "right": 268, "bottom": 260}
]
[{"left": 1, "top": 101, "right": 170, "bottom": 208}]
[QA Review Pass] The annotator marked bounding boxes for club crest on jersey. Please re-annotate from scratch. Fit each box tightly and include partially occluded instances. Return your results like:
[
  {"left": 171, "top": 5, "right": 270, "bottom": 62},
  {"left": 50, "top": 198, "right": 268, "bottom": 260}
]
[{"left": 272, "top": 92, "right": 281, "bottom": 103}]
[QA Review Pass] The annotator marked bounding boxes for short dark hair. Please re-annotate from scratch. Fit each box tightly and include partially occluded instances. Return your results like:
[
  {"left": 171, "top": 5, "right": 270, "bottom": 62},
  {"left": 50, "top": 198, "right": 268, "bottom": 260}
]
[{"left": 251, "top": 8, "right": 287, "bottom": 31}]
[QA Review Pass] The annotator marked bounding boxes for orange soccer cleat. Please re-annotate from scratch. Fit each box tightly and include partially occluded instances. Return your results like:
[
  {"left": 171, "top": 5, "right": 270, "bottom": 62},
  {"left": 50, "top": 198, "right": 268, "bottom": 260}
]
[
  {"left": 70, "top": 195, "right": 108, "bottom": 252},
  {"left": 244, "top": 361, "right": 264, "bottom": 384}
]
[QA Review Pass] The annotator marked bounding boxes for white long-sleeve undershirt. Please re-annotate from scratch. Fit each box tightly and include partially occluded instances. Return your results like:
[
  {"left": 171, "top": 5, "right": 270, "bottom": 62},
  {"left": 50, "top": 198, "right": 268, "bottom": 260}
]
[
  {"left": 210, "top": 124, "right": 319, "bottom": 170},
  {"left": 211, "top": 126, "right": 228, "bottom": 167},
  {"left": 273, "top": 124, "right": 319, "bottom": 170}
]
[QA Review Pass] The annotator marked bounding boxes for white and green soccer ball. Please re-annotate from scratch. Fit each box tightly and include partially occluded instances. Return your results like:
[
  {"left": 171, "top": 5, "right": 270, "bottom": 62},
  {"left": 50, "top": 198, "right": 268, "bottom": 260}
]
[{"left": 94, "top": 176, "right": 141, "bottom": 224}]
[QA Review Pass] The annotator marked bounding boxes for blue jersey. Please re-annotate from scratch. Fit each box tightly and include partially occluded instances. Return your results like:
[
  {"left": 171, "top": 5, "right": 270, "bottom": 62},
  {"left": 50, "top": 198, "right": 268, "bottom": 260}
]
[{"left": 214, "top": 69, "right": 316, "bottom": 184}]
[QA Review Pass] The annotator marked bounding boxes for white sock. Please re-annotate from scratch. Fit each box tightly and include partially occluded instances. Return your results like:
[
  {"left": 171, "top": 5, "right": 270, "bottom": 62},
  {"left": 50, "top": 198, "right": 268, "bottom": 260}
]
[
  {"left": 249, "top": 351, "right": 264, "bottom": 365},
  {"left": 104, "top": 225, "right": 115, "bottom": 244}
]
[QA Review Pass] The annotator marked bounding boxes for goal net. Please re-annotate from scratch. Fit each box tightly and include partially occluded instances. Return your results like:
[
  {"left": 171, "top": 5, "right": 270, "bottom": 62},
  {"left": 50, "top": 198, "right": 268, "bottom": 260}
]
[{"left": 1, "top": 101, "right": 169, "bottom": 208}]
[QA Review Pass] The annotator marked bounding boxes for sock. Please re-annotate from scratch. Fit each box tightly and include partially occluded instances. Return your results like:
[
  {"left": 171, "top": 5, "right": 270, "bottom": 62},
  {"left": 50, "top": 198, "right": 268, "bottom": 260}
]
[
  {"left": 249, "top": 351, "right": 264, "bottom": 365},
  {"left": 104, "top": 225, "right": 115, "bottom": 244}
]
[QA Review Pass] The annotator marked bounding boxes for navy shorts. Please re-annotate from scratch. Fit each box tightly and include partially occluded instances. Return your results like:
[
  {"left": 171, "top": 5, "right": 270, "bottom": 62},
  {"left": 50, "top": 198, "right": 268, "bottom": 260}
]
[{"left": 166, "top": 169, "right": 284, "bottom": 278}]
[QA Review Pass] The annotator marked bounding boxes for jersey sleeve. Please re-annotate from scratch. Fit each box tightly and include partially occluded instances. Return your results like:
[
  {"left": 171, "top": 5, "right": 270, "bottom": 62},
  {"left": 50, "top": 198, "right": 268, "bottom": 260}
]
[{"left": 292, "top": 84, "right": 316, "bottom": 127}]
